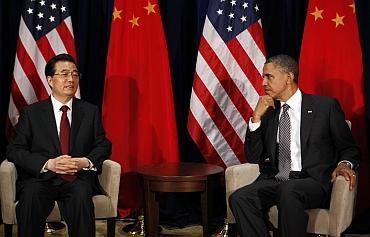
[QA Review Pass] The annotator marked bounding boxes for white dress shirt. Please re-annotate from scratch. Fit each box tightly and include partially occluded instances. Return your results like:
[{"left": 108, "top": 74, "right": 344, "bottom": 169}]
[
  {"left": 41, "top": 95, "right": 94, "bottom": 172},
  {"left": 249, "top": 89, "right": 303, "bottom": 171},
  {"left": 277, "top": 89, "right": 302, "bottom": 171},
  {"left": 51, "top": 95, "right": 73, "bottom": 135},
  {"left": 249, "top": 89, "right": 353, "bottom": 171}
]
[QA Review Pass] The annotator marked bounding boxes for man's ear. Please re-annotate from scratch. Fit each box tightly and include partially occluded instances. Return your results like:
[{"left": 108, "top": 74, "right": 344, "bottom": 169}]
[
  {"left": 47, "top": 76, "right": 53, "bottom": 88},
  {"left": 287, "top": 72, "right": 295, "bottom": 84}
]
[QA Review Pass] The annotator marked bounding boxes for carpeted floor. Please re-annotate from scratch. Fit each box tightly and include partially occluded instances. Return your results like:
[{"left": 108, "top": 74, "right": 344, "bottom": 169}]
[
  {"left": 0, "top": 220, "right": 204, "bottom": 237},
  {"left": 1, "top": 221, "right": 369, "bottom": 237}
]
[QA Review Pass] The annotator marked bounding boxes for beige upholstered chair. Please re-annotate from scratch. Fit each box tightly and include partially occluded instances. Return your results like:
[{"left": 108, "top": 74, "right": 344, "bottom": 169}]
[
  {"left": 0, "top": 159, "right": 121, "bottom": 237},
  {"left": 225, "top": 121, "right": 357, "bottom": 237}
]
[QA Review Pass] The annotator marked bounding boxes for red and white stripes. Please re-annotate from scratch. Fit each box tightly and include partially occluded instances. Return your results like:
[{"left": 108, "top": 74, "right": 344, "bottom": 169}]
[
  {"left": 188, "top": 16, "right": 265, "bottom": 167},
  {"left": 8, "top": 15, "right": 78, "bottom": 127}
]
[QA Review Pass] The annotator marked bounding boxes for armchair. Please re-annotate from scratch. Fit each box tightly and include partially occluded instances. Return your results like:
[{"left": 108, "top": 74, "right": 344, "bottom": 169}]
[
  {"left": 225, "top": 163, "right": 358, "bottom": 236},
  {"left": 225, "top": 120, "right": 358, "bottom": 237},
  {"left": 0, "top": 159, "right": 121, "bottom": 237}
]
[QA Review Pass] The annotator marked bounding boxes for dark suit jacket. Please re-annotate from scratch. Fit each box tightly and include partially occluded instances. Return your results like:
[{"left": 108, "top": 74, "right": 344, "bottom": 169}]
[
  {"left": 245, "top": 93, "right": 360, "bottom": 192},
  {"left": 7, "top": 97, "right": 112, "bottom": 194}
]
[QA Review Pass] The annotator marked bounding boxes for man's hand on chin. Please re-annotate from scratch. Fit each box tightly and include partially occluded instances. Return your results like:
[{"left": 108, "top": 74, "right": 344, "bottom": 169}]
[{"left": 252, "top": 95, "right": 275, "bottom": 123}]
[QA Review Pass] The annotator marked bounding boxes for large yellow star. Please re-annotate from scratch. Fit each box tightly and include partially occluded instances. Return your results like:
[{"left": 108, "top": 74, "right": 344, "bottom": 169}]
[
  {"left": 112, "top": 7, "right": 122, "bottom": 21},
  {"left": 331, "top": 13, "right": 345, "bottom": 27},
  {"left": 349, "top": 1, "right": 355, "bottom": 14},
  {"left": 129, "top": 15, "right": 140, "bottom": 28},
  {"left": 144, "top": 1, "right": 156, "bottom": 15},
  {"left": 310, "top": 6, "right": 323, "bottom": 21}
]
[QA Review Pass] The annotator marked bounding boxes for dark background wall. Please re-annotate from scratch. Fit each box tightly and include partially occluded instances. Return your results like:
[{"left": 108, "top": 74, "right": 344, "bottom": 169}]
[{"left": 1, "top": 0, "right": 369, "bottom": 230}]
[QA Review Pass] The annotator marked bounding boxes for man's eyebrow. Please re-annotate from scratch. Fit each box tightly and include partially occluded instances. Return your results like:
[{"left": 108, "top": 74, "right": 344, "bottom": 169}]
[{"left": 59, "top": 69, "right": 78, "bottom": 72}]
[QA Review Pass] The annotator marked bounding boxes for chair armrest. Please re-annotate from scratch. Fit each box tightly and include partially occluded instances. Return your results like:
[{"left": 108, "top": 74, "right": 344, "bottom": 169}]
[
  {"left": 328, "top": 175, "right": 357, "bottom": 236},
  {"left": 0, "top": 160, "right": 17, "bottom": 224},
  {"left": 98, "top": 160, "right": 121, "bottom": 210},
  {"left": 225, "top": 163, "right": 260, "bottom": 223}
]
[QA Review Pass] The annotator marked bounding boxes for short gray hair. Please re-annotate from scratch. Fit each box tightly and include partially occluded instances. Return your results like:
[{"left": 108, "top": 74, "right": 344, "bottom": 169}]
[{"left": 265, "top": 54, "right": 298, "bottom": 82}]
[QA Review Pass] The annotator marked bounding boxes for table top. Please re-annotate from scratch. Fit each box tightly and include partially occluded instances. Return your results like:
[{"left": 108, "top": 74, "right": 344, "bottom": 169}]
[{"left": 136, "top": 162, "right": 224, "bottom": 181}]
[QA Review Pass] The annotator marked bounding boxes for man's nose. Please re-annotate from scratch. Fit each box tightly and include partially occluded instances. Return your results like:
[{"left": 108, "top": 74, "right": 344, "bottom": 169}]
[
  {"left": 262, "top": 77, "right": 268, "bottom": 86},
  {"left": 66, "top": 75, "right": 74, "bottom": 82}
]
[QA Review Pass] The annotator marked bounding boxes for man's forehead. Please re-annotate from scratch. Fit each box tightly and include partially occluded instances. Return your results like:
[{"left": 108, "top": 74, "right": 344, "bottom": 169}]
[
  {"left": 263, "top": 62, "right": 285, "bottom": 73},
  {"left": 264, "top": 62, "right": 277, "bottom": 69},
  {"left": 55, "top": 61, "right": 77, "bottom": 70}
]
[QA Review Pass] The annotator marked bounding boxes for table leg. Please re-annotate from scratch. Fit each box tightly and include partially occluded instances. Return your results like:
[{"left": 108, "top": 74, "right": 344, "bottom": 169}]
[
  {"left": 201, "top": 182, "right": 209, "bottom": 237},
  {"left": 143, "top": 179, "right": 159, "bottom": 237}
]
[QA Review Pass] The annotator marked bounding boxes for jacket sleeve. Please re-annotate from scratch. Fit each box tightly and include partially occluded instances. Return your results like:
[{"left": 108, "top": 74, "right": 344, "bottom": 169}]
[
  {"left": 7, "top": 108, "right": 49, "bottom": 177},
  {"left": 244, "top": 120, "right": 270, "bottom": 164},
  {"left": 85, "top": 107, "right": 112, "bottom": 172},
  {"left": 329, "top": 99, "right": 361, "bottom": 170}
]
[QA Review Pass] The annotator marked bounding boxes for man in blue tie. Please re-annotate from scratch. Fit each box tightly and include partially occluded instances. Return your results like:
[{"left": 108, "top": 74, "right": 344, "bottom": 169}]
[
  {"left": 7, "top": 54, "right": 112, "bottom": 237},
  {"left": 229, "top": 54, "right": 360, "bottom": 237}
]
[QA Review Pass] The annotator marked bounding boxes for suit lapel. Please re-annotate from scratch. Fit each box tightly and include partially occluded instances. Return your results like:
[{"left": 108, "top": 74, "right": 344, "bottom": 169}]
[
  {"left": 267, "top": 101, "right": 280, "bottom": 161},
  {"left": 300, "top": 94, "right": 315, "bottom": 157},
  {"left": 41, "top": 98, "right": 60, "bottom": 153},
  {"left": 70, "top": 99, "right": 84, "bottom": 153}
]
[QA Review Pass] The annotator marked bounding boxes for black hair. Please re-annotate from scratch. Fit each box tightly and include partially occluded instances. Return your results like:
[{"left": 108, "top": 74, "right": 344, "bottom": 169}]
[
  {"left": 265, "top": 54, "right": 298, "bottom": 82},
  {"left": 44, "top": 53, "right": 78, "bottom": 77}
]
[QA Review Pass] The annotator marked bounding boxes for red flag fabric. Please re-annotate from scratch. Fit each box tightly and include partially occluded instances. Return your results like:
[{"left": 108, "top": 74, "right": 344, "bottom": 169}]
[
  {"left": 187, "top": 0, "right": 266, "bottom": 167},
  {"left": 8, "top": 0, "right": 78, "bottom": 134},
  {"left": 299, "top": 0, "right": 369, "bottom": 208},
  {"left": 102, "top": 0, "right": 180, "bottom": 216}
]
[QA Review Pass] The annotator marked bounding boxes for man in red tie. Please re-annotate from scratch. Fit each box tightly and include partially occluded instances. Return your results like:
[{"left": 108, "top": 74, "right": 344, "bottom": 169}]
[{"left": 7, "top": 53, "right": 112, "bottom": 237}]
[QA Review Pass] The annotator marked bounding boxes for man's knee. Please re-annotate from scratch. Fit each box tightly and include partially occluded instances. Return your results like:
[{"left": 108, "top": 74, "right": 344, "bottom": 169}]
[
  {"left": 19, "top": 182, "right": 46, "bottom": 197},
  {"left": 228, "top": 190, "right": 239, "bottom": 210},
  {"left": 229, "top": 186, "right": 255, "bottom": 210},
  {"left": 276, "top": 182, "right": 303, "bottom": 207},
  {"left": 17, "top": 182, "right": 54, "bottom": 206},
  {"left": 70, "top": 185, "right": 93, "bottom": 202},
  {"left": 229, "top": 188, "right": 245, "bottom": 205}
]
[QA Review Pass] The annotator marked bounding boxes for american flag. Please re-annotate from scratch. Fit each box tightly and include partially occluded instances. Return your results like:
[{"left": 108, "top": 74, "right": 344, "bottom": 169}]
[
  {"left": 8, "top": 0, "right": 78, "bottom": 129},
  {"left": 188, "top": 0, "right": 266, "bottom": 167}
]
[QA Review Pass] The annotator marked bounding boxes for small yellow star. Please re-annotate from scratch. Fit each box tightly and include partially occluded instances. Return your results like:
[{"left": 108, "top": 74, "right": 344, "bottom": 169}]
[
  {"left": 112, "top": 7, "right": 122, "bottom": 21},
  {"left": 349, "top": 1, "right": 355, "bottom": 14},
  {"left": 144, "top": 1, "right": 156, "bottom": 15},
  {"left": 129, "top": 15, "right": 140, "bottom": 28},
  {"left": 310, "top": 6, "right": 323, "bottom": 21},
  {"left": 331, "top": 13, "right": 345, "bottom": 27}
]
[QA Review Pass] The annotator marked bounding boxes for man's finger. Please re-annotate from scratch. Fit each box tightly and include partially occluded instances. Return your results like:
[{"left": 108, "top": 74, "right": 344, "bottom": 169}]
[{"left": 349, "top": 173, "right": 356, "bottom": 191}]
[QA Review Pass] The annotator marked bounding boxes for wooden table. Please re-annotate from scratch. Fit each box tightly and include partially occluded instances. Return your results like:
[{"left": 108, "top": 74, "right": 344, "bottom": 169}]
[{"left": 137, "top": 162, "right": 224, "bottom": 237}]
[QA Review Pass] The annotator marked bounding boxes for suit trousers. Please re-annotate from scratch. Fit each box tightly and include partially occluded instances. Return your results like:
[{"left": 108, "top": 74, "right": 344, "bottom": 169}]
[
  {"left": 229, "top": 176, "right": 326, "bottom": 237},
  {"left": 16, "top": 177, "right": 95, "bottom": 237}
]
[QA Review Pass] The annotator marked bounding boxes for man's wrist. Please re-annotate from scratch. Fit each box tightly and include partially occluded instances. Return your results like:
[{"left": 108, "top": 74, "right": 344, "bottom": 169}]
[
  {"left": 338, "top": 160, "right": 353, "bottom": 169},
  {"left": 40, "top": 160, "right": 50, "bottom": 173},
  {"left": 82, "top": 158, "right": 96, "bottom": 171},
  {"left": 251, "top": 115, "right": 261, "bottom": 123},
  {"left": 84, "top": 158, "right": 90, "bottom": 168}
]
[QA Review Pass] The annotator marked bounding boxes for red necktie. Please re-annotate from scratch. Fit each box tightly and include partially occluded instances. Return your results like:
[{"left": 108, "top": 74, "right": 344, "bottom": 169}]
[{"left": 59, "top": 105, "right": 76, "bottom": 182}]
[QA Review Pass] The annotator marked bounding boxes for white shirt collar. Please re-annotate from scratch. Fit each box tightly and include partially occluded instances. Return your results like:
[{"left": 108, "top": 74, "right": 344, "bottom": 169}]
[
  {"left": 281, "top": 89, "right": 302, "bottom": 112},
  {"left": 50, "top": 95, "right": 73, "bottom": 112}
]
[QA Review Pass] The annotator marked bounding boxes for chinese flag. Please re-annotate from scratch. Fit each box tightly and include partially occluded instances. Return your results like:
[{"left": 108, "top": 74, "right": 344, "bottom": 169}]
[
  {"left": 299, "top": 0, "right": 369, "bottom": 209},
  {"left": 102, "top": 0, "right": 180, "bottom": 217}
]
